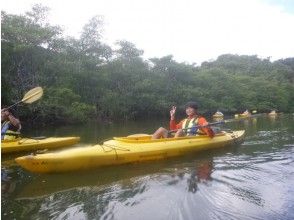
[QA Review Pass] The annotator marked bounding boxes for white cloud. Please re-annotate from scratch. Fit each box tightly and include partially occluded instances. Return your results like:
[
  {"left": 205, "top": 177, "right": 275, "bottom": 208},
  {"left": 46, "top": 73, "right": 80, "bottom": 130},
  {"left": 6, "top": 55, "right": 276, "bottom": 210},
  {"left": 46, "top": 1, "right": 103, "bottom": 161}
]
[{"left": 1, "top": 0, "right": 294, "bottom": 64}]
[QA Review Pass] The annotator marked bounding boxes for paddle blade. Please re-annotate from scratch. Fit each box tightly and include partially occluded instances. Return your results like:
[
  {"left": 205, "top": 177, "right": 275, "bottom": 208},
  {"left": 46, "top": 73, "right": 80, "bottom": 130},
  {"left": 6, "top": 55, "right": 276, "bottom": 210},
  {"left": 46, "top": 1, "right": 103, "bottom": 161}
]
[{"left": 21, "top": 87, "right": 43, "bottom": 104}]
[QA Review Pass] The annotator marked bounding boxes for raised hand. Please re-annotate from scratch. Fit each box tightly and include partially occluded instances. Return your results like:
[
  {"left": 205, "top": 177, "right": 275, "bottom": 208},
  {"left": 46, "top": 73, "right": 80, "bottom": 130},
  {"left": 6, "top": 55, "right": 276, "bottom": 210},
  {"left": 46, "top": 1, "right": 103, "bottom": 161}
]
[{"left": 170, "top": 106, "right": 176, "bottom": 120}]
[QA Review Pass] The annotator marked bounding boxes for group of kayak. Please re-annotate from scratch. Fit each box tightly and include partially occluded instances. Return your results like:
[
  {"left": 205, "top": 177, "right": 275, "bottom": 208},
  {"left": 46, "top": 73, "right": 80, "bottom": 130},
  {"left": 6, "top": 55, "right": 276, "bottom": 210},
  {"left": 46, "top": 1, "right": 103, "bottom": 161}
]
[
  {"left": 212, "top": 110, "right": 278, "bottom": 119},
  {"left": 1, "top": 101, "right": 249, "bottom": 174}
]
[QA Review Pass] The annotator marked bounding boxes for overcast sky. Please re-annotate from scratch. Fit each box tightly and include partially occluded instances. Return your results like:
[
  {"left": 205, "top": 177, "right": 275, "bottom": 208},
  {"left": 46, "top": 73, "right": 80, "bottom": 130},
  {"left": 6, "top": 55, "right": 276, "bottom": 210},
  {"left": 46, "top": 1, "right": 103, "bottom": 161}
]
[{"left": 2, "top": 0, "right": 294, "bottom": 64}]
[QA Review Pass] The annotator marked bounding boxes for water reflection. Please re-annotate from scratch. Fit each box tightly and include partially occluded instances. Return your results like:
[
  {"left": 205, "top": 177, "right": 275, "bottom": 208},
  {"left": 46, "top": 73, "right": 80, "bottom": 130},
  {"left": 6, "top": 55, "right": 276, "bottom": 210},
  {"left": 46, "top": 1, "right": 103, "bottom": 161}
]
[
  {"left": 1, "top": 168, "right": 17, "bottom": 196},
  {"left": 187, "top": 160, "right": 213, "bottom": 193},
  {"left": 17, "top": 155, "right": 217, "bottom": 200},
  {"left": 269, "top": 114, "right": 277, "bottom": 124},
  {"left": 13, "top": 151, "right": 222, "bottom": 219},
  {"left": 166, "top": 159, "right": 213, "bottom": 194},
  {"left": 17, "top": 164, "right": 161, "bottom": 200}
]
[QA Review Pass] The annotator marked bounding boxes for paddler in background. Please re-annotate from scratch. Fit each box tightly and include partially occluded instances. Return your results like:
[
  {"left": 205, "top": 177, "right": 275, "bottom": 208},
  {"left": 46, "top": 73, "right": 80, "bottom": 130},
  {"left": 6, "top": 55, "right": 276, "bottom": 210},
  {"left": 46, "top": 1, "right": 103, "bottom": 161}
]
[
  {"left": 215, "top": 110, "right": 224, "bottom": 116},
  {"left": 1, "top": 108, "right": 21, "bottom": 140},
  {"left": 152, "top": 101, "right": 214, "bottom": 139},
  {"left": 242, "top": 109, "right": 251, "bottom": 115}
]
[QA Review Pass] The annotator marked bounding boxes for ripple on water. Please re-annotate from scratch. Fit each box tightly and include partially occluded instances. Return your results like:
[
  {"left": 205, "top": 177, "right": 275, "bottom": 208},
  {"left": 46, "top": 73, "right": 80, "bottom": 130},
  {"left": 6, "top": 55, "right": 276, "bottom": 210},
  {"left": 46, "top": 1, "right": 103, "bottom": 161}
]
[
  {"left": 213, "top": 146, "right": 294, "bottom": 218},
  {"left": 243, "top": 140, "right": 273, "bottom": 146}
]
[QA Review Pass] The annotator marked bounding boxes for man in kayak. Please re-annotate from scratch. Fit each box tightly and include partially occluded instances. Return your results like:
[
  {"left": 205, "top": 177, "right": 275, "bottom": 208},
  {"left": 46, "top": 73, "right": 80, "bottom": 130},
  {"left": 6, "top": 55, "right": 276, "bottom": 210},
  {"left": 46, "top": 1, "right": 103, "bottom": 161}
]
[
  {"left": 242, "top": 109, "right": 251, "bottom": 115},
  {"left": 152, "top": 101, "right": 214, "bottom": 139},
  {"left": 215, "top": 110, "right": 224, "bottom": 116},
  {"left": 1, "top": 108, "right": 21, "bottom": 140}
]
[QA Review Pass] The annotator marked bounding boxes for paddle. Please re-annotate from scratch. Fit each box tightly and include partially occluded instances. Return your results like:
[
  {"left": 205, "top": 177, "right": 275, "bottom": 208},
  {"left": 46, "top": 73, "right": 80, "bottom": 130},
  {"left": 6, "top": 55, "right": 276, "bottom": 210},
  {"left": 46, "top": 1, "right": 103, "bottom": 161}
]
[
  {"left": 2, "top": 87, "right": 43, "bottom": 111},
  {"left": 168, "top": 120, "right": 229, "bottom": 134},
  {"left": 129, "top": 113, "right": 264, "bottom": 137},
  {"left": 168, "top": 114, "right": 263, "bottom": 134}
]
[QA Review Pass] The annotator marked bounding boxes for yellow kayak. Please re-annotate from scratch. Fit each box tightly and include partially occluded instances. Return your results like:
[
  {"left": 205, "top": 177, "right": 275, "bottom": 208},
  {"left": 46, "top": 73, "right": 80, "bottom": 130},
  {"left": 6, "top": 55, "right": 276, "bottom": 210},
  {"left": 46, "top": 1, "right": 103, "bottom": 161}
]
[
  {"left": 213, "top": 114, "right": 224, "bottom": 118},
  {"left": 15, "top": 130, "right": 245, "bottom": 173},
  {"left": 1, "top": 137, "right": 80, "bottom": 154},
  {"left": 235, "top": 113, "right": 251, "bottom": 118}
]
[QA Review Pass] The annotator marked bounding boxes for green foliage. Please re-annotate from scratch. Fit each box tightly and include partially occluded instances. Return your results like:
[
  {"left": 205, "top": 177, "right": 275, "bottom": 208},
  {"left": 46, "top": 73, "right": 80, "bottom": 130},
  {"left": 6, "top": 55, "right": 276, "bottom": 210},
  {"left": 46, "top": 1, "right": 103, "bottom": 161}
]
[
  {"left": 39, "top": 87, "right": 94, "bottom": 123},
  {"left": 1, "top": 5, "right": 294, "bottom": 125},
  {"left": 67, "top": 102, "right": 95, "bottom": 122}
]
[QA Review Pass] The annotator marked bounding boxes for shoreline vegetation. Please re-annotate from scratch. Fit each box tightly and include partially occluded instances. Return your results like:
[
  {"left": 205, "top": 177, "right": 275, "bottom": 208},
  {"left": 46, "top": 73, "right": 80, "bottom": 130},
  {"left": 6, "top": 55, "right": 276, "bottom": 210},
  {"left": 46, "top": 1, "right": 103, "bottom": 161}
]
[{"left": 1, "top": 5, "right": 294, "bottom": 125}]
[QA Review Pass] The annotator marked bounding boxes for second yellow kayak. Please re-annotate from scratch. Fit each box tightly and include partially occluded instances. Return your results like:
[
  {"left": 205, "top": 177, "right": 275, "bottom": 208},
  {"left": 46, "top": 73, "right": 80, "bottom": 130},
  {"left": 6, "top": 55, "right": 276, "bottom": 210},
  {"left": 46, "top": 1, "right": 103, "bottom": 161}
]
[
  {"left": 15, "top": 130, "right": 245, "bottom": 173},
  {"left": 1, "top": 137, "right": 80, "bottom": 154}
]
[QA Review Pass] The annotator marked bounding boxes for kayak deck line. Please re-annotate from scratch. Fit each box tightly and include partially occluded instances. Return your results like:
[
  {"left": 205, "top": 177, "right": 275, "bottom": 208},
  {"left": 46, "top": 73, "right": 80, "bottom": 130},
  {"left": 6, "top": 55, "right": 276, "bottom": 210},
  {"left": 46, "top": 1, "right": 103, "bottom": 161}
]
[
  {"left": 17, "top": 136, "right": 48, "bottom": 144},
  {"left": 18, "top": 138, "right": 40, "bottom": 144},
  {"left": 98, "top": 143, "right": 131, "bottom": 159}
]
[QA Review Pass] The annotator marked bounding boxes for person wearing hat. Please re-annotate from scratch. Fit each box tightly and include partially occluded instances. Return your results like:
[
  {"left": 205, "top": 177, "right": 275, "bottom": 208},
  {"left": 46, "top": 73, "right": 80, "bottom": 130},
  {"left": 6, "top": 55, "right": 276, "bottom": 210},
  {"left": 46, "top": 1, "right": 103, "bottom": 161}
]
[
  {"left": 1, "top": 108, "right": 21, "bottom": 140},
  {"left": 152, "top": 101, "right": 214, "bottom": 139}
]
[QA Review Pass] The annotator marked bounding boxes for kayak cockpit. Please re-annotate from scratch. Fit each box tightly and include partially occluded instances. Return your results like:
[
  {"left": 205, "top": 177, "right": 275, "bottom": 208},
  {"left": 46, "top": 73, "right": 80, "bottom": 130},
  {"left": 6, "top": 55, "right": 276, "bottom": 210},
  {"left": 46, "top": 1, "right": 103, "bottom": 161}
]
[{"left": 113, "top": 132, "right": 227, "bottom": 143}]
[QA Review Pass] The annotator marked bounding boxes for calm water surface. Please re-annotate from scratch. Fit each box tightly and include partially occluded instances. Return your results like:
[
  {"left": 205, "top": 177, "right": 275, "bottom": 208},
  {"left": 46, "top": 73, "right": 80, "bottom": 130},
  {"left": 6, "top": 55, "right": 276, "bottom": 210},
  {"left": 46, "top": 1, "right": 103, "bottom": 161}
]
[{"left": 1, "top": 114, "right": 294, "bottom": 220}]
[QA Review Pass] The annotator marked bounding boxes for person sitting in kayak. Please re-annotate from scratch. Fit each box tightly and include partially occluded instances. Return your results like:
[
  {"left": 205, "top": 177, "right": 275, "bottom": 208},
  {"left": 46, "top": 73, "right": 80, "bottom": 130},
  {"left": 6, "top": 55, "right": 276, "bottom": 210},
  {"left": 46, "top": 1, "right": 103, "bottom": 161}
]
[
  {"left": 152, "top": 101, "right": 214, "bottom": 139},
  {"left": 242, "top": 109, "right": 250, "bottom": 115},
  {"left": 215, "top": 110, "right": 224, "bottom": 116},
  {"left": 1, "top": 108, "right": 21, "bottom": 140}
]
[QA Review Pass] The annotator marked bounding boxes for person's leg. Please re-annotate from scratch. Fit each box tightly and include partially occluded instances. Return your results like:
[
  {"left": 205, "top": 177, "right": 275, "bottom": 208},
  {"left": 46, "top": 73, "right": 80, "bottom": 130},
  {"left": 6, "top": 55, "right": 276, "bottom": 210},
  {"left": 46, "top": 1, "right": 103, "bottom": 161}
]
[
  {"left": 174, "top": 129, "right": 185, "bottom": 137},
  {"left": 152, "top": 127, "right": 168, "bottom": 139}
]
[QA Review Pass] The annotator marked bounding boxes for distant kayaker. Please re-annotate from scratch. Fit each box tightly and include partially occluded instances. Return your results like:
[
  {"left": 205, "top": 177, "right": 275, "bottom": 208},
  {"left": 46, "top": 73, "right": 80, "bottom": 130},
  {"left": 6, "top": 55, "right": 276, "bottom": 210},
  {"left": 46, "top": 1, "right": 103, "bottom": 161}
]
[
  {"left": 1, "top": 108, "right": 21, "bottom": 140},
  {"left": 152, "top": 101, "right": 214, "bottom": 139},
  {"left": 243, "top": 109, "right": 250, "bottom": 115},
  {"left": 215, "top": 110, "right": 223, "bottom": 116}
]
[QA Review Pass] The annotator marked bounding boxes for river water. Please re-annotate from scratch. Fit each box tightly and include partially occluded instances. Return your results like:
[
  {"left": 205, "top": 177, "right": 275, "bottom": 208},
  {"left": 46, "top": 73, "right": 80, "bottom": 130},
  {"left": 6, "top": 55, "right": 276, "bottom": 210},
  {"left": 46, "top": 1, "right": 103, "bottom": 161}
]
[{"left": 1, "top": 114, "right": 294, "bottom": 220}]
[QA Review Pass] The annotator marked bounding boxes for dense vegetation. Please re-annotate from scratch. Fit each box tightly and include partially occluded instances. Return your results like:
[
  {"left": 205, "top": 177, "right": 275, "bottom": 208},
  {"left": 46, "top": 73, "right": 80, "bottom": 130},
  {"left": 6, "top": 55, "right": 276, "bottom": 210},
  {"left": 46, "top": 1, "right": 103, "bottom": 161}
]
[{"left": 1, "top": 5, "right": 294, "bottom": 124}]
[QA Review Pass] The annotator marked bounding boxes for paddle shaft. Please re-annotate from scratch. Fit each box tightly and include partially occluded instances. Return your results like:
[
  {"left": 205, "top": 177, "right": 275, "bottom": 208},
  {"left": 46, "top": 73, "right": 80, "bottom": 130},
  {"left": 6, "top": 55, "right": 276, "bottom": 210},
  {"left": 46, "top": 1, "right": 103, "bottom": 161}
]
[
  {"left": 168, "top": 113, "right": 263, "bottom": 134},
  {"left": 168, "top": 121, "right": 225, "bottom": 133},
  {"left": 4, "top": 101, "right": 23, "bottom": 111}
]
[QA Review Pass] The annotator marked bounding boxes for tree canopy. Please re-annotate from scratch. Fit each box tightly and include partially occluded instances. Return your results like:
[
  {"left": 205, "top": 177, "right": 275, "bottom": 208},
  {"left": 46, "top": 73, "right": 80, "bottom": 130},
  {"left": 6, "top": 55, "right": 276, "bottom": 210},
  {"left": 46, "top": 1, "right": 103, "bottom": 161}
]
[{"left": 1, "top": 5, "right": 293, "bottom": 124}]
